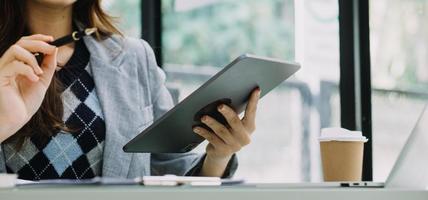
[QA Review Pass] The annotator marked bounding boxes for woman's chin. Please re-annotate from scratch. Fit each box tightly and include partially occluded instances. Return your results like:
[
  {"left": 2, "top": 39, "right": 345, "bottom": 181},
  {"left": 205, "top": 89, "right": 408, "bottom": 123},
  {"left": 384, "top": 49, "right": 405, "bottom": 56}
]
[{"left": 30, "top": 0, "right": 77, "bottom": 8}]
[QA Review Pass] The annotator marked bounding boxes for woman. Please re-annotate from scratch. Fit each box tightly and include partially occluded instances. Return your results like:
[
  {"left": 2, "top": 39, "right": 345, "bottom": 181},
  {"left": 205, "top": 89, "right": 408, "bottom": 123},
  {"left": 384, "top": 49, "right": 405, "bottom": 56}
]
[{"left": 0, "top": 0, "right": 260, "bottom": 180}]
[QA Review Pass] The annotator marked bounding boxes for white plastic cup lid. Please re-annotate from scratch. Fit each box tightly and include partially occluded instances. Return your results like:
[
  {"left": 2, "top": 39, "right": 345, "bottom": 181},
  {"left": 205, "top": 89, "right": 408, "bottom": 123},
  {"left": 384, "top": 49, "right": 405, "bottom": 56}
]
[{"left": 319, "top": 127, "right": 368, "bottom": 142}]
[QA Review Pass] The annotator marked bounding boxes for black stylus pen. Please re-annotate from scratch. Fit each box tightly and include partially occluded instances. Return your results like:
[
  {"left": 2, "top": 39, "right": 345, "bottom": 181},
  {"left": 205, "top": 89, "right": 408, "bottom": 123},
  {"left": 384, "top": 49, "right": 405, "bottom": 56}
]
[{"left": 35, "top": 27, "right": 97, "bottom": 65}]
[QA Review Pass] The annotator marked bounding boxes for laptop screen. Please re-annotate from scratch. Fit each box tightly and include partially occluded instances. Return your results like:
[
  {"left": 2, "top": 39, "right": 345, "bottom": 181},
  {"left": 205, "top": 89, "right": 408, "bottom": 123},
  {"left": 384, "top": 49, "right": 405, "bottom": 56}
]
[{"left": 385, "top": 104, "right": 428, "bottom": 189}]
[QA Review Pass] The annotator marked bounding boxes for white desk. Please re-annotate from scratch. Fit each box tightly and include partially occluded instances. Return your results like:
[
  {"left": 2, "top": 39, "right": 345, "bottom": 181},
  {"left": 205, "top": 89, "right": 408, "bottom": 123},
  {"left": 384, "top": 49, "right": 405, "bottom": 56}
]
[{"left": 1, "top": 185, "right": 427, "bottom": 200}]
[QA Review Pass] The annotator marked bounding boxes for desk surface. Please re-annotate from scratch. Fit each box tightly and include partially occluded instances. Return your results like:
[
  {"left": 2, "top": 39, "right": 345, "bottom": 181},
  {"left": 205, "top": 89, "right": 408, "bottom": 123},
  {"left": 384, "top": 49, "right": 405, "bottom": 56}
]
[{"left": 1, "top": 185, "right": 428, "bottom": 200}]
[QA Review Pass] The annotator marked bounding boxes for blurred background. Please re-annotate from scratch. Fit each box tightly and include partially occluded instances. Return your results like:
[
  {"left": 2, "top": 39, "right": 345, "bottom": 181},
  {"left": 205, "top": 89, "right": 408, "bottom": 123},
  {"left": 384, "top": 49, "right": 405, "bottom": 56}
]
[{"left": 103, "top": 0, "right": 428, "bottom": 182}]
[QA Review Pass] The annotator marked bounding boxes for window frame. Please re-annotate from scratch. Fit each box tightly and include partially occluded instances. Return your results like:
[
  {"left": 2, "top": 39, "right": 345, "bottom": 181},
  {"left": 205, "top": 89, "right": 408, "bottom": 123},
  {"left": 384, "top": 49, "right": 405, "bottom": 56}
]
[
  {"left": 141, "top": 0, "right": 163, "bottom": 67},
  {"left": 338, "top": 0, "right": 372, "bottom": 181}
]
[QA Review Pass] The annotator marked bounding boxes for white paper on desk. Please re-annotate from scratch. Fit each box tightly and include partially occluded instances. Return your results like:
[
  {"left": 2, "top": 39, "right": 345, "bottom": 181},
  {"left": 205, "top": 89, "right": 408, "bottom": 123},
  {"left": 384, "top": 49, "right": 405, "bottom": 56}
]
[
  {"left": 12, "top": 175, "right": 243, "bottom": 187},
  {"left": 142, "top": 175, "right": 221, "bottom": 186},
  {"left": 142, "top": 175, "right": 244, "bottom": 186},
  {"left": 16, "top": 179, "right": 35, "bottom": 185},
  {"left": 15, "top": 177, "right": 140, "bottom": 186}
]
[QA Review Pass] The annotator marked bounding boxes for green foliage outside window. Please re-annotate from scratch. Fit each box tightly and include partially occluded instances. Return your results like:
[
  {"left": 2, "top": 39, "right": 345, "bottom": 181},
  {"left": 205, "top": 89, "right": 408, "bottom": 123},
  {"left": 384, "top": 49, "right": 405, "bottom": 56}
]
[{"left": 162, "top": 0, "right": 295, "bottom": 67}]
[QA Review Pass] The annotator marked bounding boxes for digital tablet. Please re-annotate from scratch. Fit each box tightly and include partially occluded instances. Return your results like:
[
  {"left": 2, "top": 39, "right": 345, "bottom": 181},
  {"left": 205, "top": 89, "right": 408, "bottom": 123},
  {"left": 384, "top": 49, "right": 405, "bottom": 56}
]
[{"left": 123, "top": 54, "right": 300, "bottom": 153}]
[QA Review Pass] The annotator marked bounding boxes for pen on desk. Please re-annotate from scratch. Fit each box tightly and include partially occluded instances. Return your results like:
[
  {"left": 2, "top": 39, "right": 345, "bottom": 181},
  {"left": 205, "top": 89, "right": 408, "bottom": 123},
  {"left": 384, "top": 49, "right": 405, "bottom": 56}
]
[{"left": 34, "top": 27, "right": 97, "bottom": 65}]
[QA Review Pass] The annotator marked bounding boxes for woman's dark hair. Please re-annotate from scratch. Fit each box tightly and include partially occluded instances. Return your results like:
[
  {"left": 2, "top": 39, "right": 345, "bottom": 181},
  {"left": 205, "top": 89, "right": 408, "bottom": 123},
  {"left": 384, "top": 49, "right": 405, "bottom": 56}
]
[{"left": 0, "top": 0, "right": 121, "bottom": 147}]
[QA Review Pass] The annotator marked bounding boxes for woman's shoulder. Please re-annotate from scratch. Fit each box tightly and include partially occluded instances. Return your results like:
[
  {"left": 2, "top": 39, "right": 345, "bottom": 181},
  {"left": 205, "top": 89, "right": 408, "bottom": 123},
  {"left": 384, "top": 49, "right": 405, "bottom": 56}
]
[
  {"left": 85, "top": 34, "right": 156, "bottom": 65},
  {"left": 107, "top": 34, "right": 153, "bottom": 57}
]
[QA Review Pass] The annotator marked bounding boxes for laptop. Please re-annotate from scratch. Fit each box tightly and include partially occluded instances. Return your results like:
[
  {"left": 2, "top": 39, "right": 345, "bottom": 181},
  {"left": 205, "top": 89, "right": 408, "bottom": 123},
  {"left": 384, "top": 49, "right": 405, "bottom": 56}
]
[{"left": 251, "top": 105, "right": 428, "bottom": 189}]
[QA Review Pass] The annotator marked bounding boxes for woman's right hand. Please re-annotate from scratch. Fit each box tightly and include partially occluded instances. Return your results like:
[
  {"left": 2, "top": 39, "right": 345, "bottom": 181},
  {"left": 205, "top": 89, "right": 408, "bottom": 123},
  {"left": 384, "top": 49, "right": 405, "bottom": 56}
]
[{"left": 0, "top": 34, "right": 58, "bottom": 142}]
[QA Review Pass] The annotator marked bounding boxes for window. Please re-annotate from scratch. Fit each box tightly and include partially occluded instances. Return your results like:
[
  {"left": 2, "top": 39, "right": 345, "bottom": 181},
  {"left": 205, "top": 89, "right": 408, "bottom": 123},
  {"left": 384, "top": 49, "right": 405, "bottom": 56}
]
[
  {"left": 162, "top": 0, "right": 340, "bottom": 182},
  {"left": 103, "top": 0, "right": 141, "bottom": 38},
  {"left": 370, "top": 0, "right": 428, "bottom": 181}
]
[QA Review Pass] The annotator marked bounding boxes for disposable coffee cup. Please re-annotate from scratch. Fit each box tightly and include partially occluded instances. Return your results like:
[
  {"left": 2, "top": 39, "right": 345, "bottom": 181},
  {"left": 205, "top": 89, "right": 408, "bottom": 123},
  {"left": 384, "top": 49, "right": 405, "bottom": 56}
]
[{"left": 319, "top": 128, "right": 368, "bottom": 182}]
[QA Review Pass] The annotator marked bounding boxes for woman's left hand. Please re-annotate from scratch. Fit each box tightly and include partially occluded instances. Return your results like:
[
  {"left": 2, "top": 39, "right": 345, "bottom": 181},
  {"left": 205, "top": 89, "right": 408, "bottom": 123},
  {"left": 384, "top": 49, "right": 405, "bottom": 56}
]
[{"left": 193, "top": 88, "right": 261, "bottom": 161}]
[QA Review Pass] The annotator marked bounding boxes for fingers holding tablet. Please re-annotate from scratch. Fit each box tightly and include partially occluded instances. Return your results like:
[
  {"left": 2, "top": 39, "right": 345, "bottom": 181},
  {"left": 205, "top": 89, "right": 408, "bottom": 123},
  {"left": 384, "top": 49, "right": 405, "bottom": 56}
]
[
  {"left": 242, "top": 88, "right": 261, "bottom": 133},
  {"left": 192, "top": 88, "right": 261, "bottom": 158}
]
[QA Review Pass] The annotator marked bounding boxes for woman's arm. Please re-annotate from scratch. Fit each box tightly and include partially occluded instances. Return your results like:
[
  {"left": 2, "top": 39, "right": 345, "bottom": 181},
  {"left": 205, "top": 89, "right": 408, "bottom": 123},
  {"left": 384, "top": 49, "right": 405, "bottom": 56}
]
[{"left": 199, "top": 154, "right": 232, "bottom": 177}]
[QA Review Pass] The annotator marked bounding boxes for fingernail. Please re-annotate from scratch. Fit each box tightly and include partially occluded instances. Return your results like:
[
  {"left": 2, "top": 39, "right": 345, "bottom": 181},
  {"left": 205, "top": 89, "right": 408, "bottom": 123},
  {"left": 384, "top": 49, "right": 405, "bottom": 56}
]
[
  {"left": 193, "top": 128, "right": 200, "bottom": 133},
  {"left": 218, "top": 104, "right": 224, "bottom": 111},
  {"left": 201, "top": 116, "right": 208, "bottom": 122}
]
